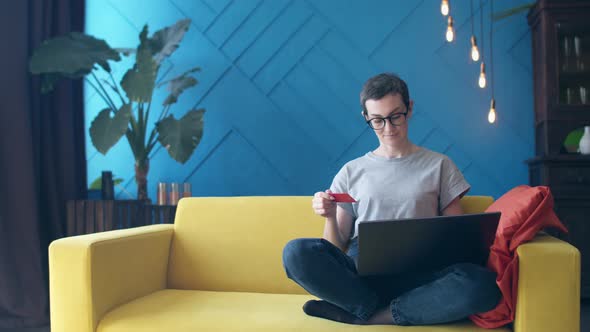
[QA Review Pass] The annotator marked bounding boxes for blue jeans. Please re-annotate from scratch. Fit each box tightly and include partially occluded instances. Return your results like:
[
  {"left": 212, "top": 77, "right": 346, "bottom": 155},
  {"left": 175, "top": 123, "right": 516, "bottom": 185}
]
[{"left": 282, "top": 238, "right": 501, "bottom": 325}]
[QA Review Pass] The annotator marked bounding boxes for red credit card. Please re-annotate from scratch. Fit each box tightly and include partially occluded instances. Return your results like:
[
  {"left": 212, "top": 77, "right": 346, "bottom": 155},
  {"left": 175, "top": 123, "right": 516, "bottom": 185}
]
[{"left": 331, "top": 193, "right": 357, "bottom": 203}]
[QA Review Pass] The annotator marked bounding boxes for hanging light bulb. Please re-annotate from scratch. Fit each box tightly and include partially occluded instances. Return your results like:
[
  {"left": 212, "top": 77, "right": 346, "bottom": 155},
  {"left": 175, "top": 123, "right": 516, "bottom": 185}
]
[
  {"left": 478, "top": 62, "right": 487, "bottom": 88},
  {"left": 470, "top": 35, "right": 480, "bottom": 61},
  {"left": 488, "top": 98, "right": 496, "bottom": 123},
  {"left": 441, "top": 0, "right": 450, "bottom": 16},
  {"left": 446, "top": 16, "right": 455, "bottom": 42}
]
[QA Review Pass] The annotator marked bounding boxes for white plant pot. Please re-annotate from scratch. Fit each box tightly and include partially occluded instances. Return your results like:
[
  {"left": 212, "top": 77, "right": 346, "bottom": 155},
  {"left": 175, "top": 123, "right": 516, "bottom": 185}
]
[{"left": 579, "top": 126, "right": 590, "bottom": 155}]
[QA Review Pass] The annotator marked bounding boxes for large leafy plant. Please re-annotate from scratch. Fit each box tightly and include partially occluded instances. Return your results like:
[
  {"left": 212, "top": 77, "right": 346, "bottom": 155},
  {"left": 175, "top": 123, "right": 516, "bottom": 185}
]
[{"left": 29, "top": 19, "right": 204, "bottom": 200}]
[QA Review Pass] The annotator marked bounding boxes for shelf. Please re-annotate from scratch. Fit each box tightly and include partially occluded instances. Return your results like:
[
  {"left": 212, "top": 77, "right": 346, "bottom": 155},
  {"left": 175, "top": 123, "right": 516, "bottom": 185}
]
[
  {"left": 552, "top": 104, "right": 590, "bottom": 111},
  {"left": 526, "top": 154, "right": 590, "bottom": 164},
  {"left": 560, "top": 71, "right": 590, "bottom": 80},
  {"left": 534, "top": 105, "right": 590, "bottom": 125}
]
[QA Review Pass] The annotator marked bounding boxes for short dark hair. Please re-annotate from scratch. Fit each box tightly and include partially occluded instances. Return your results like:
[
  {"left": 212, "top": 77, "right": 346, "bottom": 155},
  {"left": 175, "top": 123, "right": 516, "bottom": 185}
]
[{"left": 360, "top": 73, "right": 410, "bottom": 114}]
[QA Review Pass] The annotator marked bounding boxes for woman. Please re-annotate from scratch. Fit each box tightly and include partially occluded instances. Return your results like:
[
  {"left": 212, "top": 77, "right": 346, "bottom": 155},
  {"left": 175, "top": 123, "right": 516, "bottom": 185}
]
[{"left": 282, "top": 73, "right": 501, "bottom": 325}]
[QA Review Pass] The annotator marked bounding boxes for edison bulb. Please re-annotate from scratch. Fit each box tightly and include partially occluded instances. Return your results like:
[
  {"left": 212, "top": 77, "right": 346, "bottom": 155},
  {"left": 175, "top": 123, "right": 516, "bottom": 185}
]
[
  {"left": 471, "top": 46, "right": 480, "bottom": 61},
  {"left": 446, "top": 28, "right": 454, "bottom": 42},
  {"left": 478, "top": 72, "right": 486, "bottom": 88},
  {"left": 488, "top": 99, "right": 496, "bottom": 123},
  {"left": 446, "top": 17, "right": 454, "bottom": 42},
  {"left": 488, "top": 107, "right": 496, "bottom": 123},
  {"left": 478, "top": 62, "right": 486, "bottom": 88},
  {"left": 441, "top": 0, "right": 450, "bottom": 16},
  {"left": 470, "top": 36, "right": 480, "bottom": 61}
]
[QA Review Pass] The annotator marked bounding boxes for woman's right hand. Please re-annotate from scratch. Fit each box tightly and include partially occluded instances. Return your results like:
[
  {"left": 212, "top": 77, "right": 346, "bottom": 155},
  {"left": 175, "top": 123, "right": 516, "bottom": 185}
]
[{"left": 312, "top": 190, "right": 336, "bottom": 219}]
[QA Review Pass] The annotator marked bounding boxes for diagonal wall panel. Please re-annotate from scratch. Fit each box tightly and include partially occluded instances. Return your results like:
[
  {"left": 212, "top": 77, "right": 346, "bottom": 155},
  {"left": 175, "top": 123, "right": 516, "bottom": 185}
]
[
  {"left": 170, "top": 0, "right": 217, "bottom": 32},
  {"left": 308, "top": 0, "right": 419, "bottom": 56},
  {"left": 269, "top": 82, "right": 344, "bottom": 159},
  {"left": 205, "top": 0, "right": 261, "bottom": 48},
  {"left": 301, "top": 46, "right": 361, "bottom": 110},
  {"left": 186, "top": 128, "right": 293, "bottom": 196},
  {"left": 236, "top": 1, "right": 312, "bottom": 78},
  {"left": 254, "top": 15, "right": 329, "bottom": 94},
  {"left": 285, "top": 64, "right": 364, "bottom": 139},
  {"left": 221, "top": 0, "right": 291, "bottom": 61},
  {"left": 318, "top": 31, "right": 381, "bottom": 84},
  {"left": 86, "top": 0, "right": 535, "bottom": 200},
  {"left": 201, "top": 0, "right": 232, "bottom": 14}
]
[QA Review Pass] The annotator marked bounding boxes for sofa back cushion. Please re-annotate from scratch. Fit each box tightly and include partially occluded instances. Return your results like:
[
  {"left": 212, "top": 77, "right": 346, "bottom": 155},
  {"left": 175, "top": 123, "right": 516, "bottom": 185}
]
[
  {"left": 460, "top": 195, "right": 494, "bottom": 214},
  {"left": 167, "top": 196, "right": 322, "bottom": 294},
  {"left": 167, "top": 195, "right": 493, "bottom": 294}
]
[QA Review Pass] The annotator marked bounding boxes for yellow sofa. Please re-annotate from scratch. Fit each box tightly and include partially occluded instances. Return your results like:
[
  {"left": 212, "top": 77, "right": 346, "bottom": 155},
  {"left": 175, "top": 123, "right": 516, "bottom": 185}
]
[{"left": 49, "top": 196, "right": 580, "bottom": 332}]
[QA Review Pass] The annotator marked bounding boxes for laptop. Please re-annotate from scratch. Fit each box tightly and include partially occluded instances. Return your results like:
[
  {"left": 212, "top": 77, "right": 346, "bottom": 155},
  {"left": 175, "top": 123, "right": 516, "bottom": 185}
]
[{"left": 356, "top": 212, "right": 501, "bottom": 276}]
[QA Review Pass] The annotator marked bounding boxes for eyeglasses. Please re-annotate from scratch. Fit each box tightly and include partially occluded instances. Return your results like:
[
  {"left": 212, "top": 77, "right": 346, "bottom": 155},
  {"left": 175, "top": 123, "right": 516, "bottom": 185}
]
[{"left": 366, "top": 111, "right": 409, "bottom": 130}]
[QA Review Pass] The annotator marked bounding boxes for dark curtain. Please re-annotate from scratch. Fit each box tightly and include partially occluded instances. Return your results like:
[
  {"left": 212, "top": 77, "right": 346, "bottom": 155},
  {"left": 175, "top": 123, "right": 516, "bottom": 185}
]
[{"left": 0, "top": 0, "right": 86, "bottom": 328}]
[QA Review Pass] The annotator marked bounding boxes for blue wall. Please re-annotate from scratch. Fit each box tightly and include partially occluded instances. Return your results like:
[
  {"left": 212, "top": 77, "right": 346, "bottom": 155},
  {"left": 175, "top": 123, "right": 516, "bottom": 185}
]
[{"left": 85, "top": 0, "right": 534, "bottom": 200}]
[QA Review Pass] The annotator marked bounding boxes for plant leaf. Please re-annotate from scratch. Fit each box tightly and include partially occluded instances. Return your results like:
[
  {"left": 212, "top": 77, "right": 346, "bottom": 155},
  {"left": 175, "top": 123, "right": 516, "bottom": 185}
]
[
  {"left": 120, "top": 26, "right": 157, "bottom": 103},
  {"left": 40, "top": 69, "right": 91, "bottom": 94},
  {"left": 162, "top": 76, "right": 196, "bottom": 105},
  {"left": 114, "top": 48, "right": 136, "bottom": 56},
  {"left": 492, "top": 3, "right": 535, "bottom": 21},
  {"left": 89, "top": 176, "right": 124, "bottom": 190},
  {"left": 30, "top": 32, "right": 120, "bottom": 75},
  {"left": 161, "top": 68, "right": 200, "bottom": 105},
  {"left": 156, "top": 109, "right": 205, "bottom": 163},
  {"left": 90, "top": 104, "right": 132, "bottom": 154},
  {"left": 149, "top": 19, "right": 191, "bottom": 64}
]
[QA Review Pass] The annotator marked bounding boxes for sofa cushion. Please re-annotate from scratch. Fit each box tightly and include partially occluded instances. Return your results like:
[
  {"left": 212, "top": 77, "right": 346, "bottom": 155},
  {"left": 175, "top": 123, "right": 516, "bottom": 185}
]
[
  {"left": 167, "top": 196, "right": 495, "bottom": 295},
  {"left": 97, "top": 289, "right": 511, "bottom": 332},
  {"left": 168, "top": 197, "right": 324, "bottom": 295},
  {"left": 459, "top": 196, "right": 494, "bottom": 214}
]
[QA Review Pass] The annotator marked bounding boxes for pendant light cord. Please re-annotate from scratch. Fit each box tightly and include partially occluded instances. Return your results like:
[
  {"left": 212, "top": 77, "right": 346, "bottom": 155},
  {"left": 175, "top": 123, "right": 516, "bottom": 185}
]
[
  {"left": 470, "top": 0, "right": 475, "bottom": 37},
  {"left": 480, "top": 0, "right": 485, "bottom": 59},
  {"left": 489, "top": 0, "right": 494, "bottom": 97}
]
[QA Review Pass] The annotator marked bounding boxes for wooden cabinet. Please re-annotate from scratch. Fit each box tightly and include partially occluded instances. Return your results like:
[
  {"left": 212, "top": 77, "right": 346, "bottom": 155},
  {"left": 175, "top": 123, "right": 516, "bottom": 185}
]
[
  {"left": 65, "top": 199, "right": 177, "bottom": 236},
  {"left": 527, "top": 0, "right": 590, "bottom": 298}
]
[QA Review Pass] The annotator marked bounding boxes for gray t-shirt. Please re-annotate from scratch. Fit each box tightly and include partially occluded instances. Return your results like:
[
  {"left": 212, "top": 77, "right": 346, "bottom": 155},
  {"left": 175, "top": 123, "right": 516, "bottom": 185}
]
[{"left": 330, "top": 147, "right": 471, "bottom": 239}]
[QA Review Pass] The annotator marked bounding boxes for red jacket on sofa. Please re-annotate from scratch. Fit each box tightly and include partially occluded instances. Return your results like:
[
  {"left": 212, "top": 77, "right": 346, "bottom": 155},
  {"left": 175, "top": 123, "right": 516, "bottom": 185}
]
[{"left": 469, "top": 185, "right": 568, "bottom": 328}]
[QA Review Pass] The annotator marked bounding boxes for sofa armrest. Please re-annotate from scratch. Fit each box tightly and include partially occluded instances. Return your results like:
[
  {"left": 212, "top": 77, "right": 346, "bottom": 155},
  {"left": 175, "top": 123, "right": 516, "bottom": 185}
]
[
  {"left": 514, "top": 234, "right": 580, "bottom": 332},
  {"left": 49, "top": 224, "right": 174, "bottom": 332}
]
